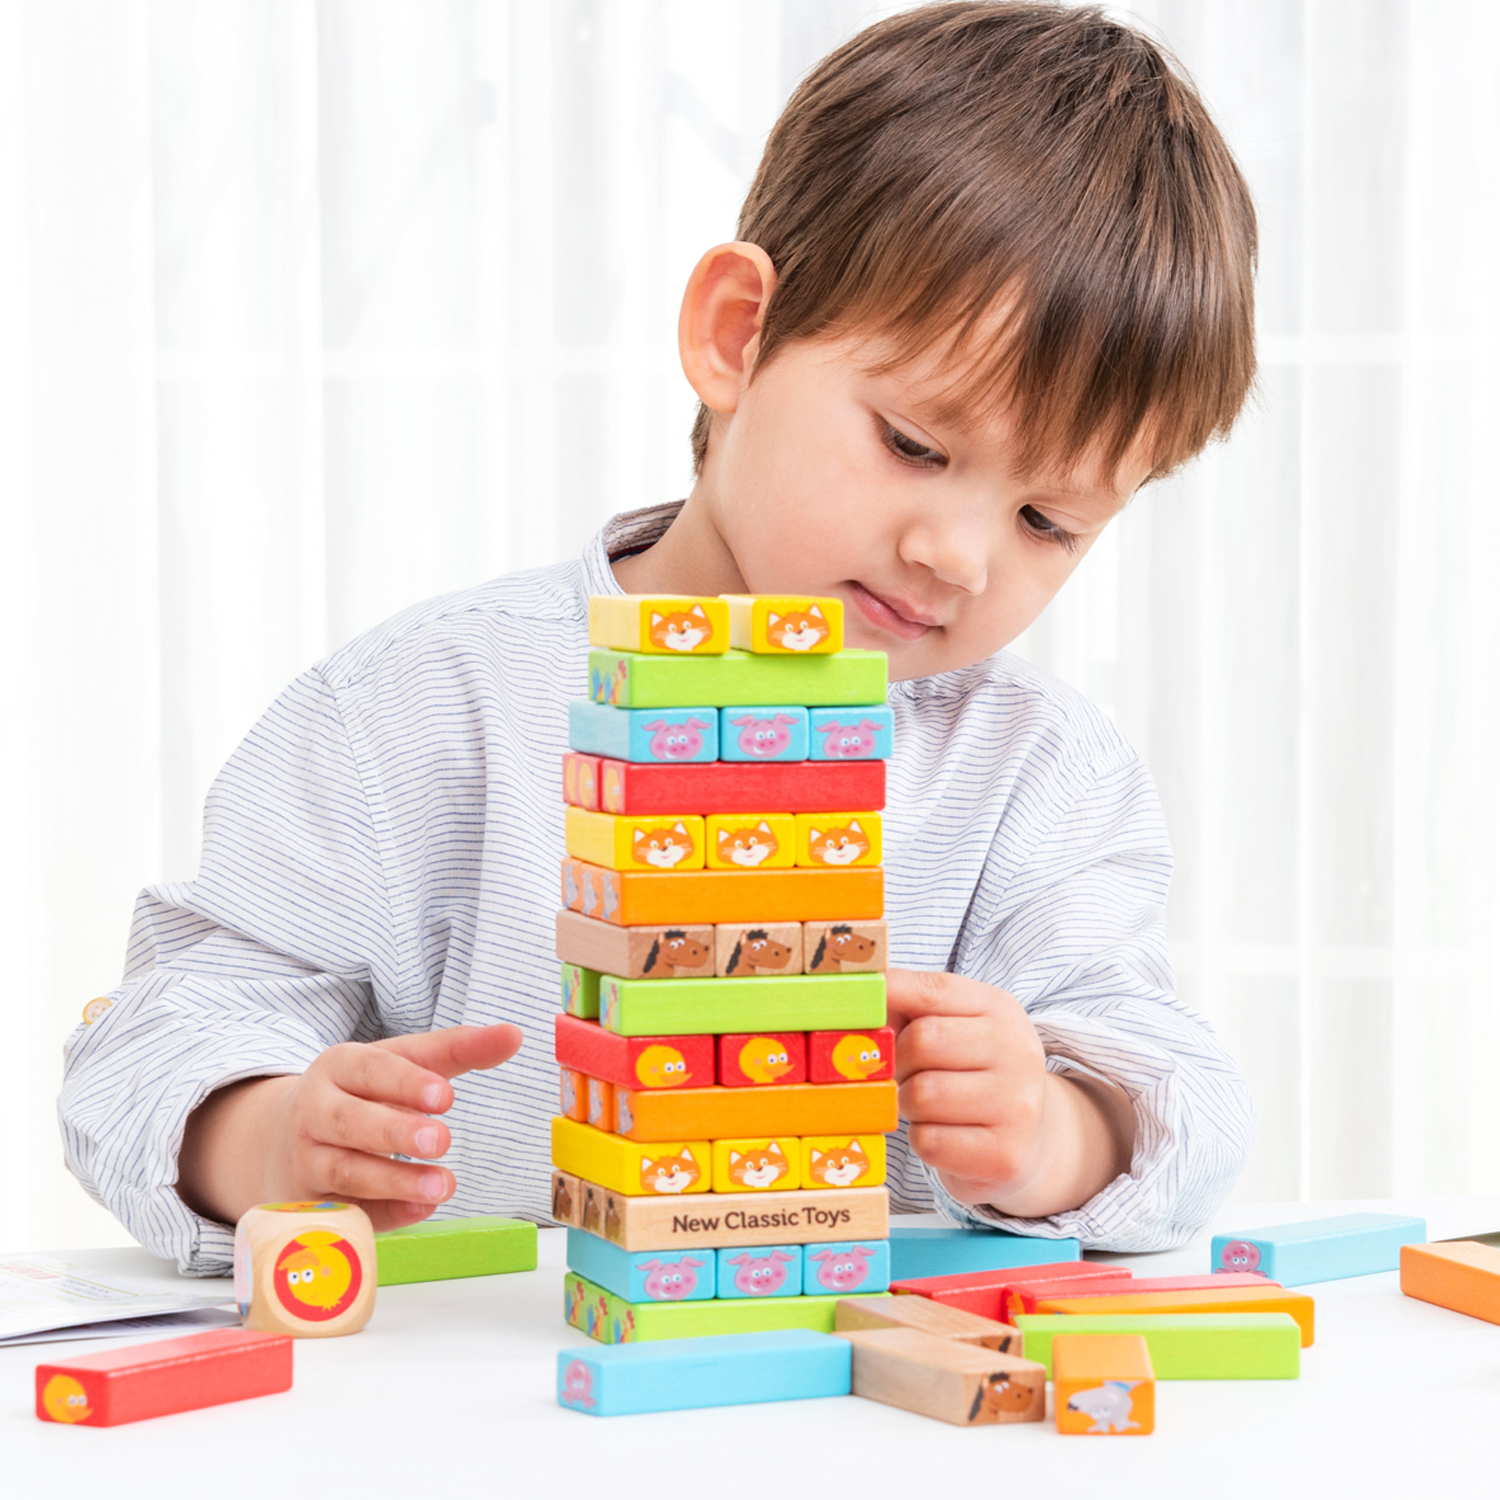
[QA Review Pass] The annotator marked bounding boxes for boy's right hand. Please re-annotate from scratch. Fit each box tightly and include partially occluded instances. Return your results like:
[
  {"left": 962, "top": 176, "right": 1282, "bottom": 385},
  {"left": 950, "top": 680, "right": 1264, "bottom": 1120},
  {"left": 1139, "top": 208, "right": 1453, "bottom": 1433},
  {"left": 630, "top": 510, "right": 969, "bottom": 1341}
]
[{"left": 177, "top": 1023, "right": 524, "bottom": 1231}]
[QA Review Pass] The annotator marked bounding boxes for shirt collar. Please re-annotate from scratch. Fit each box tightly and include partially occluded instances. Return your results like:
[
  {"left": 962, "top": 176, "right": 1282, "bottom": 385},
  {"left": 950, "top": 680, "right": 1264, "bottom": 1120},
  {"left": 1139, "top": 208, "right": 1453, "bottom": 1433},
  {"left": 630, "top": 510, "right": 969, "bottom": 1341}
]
[{"left": 578, "top": 501, "right": 686, "bottom": 601}]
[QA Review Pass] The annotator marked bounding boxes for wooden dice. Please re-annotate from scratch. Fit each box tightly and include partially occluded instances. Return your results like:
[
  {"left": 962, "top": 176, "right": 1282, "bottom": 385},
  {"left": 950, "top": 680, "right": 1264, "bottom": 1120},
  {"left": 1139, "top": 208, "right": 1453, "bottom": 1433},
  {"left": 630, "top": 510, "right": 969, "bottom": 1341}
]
[{"left": 235, "top": 1201, "right": 376, "bottom": 1338}]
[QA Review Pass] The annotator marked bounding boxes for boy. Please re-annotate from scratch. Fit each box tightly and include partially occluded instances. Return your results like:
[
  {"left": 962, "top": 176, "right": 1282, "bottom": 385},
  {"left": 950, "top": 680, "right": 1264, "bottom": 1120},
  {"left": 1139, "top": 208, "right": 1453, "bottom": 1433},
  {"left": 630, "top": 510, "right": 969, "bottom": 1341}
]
[{"left": 61, "top": 2, "right": 1256, "bottom": 1273}]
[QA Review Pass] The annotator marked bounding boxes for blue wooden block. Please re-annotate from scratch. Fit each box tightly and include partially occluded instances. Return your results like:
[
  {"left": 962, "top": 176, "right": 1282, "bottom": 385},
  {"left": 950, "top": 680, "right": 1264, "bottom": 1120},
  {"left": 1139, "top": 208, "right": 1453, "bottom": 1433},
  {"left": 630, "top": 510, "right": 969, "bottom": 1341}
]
[
  {"left": 718, "top": 706, "right": 809, "bottom": 762},
  {"left": 802, "top": 1239, "right": 890, "bottom": 1297},
  {"left": 1211, "top": 1213, "right": 1427, "bottom": 1286},
  {"left": 569, "top": 699, "right": 719, "bottom": 764},
  {"left": 888, "top": 1227, "right": 1081, "bottom": 1281},
  {"left": 557, "top": 1329, "right": 852, "bottom": 1416},
  {"left": 808, "top": 705, "right": 893, "bottom": 761},
  {"left": 717, "top": 1245, "right": 804, "bottom": 1299},
  {"left": 566, "top": 1230, "right": 716, "bottom": 1304}
]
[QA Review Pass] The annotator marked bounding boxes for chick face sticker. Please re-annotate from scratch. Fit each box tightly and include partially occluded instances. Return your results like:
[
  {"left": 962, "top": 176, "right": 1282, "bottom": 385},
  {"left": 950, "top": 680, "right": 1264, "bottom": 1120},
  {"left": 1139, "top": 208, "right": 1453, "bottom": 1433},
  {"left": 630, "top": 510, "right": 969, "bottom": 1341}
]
[
  {"left": 41, "top": 1374, "right": 93, "bottom": 1423},
  {"left": 273, "top": 1229, "right": 364, "bottom": 1322}
]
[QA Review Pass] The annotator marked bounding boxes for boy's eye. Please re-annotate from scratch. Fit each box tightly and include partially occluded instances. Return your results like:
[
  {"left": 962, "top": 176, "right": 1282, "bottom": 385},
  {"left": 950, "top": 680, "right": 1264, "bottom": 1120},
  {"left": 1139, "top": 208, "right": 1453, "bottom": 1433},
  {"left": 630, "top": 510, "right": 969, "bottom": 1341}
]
[
  {"left": 882, "top": 422, "right": 945, "bottom": 466},
  {"left": 1019, "top": 504, "right": 1080, "bottom": 552}
]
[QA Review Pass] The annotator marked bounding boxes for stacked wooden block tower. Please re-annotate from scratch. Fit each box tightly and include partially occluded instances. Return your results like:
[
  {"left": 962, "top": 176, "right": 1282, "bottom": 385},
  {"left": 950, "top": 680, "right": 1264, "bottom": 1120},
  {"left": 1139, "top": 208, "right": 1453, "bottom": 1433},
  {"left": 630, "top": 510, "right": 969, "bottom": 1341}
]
[{"left": 550, "top": 593, "right": 898, "bottom": 1343}]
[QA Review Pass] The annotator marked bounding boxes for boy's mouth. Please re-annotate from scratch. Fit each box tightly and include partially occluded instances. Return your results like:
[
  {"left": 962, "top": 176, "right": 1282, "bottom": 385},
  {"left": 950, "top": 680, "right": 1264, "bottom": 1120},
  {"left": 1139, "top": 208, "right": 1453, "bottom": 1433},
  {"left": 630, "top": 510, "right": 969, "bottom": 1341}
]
[{"left": 848, "top": 581, "right": 938, "bottom": 641}]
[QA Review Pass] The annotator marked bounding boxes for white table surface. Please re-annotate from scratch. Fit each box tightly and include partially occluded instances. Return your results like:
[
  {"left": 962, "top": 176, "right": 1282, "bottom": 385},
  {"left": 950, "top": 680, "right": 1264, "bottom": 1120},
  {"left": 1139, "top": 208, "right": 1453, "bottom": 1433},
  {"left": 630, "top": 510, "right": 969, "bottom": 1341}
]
[{"left": 6, "top": 1197, "right": 1499, "bottom": 1498}]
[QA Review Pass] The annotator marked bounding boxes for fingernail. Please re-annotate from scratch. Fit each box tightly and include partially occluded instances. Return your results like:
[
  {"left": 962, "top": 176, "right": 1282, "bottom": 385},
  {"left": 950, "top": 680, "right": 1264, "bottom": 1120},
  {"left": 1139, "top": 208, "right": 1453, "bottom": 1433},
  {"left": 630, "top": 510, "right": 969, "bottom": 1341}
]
[
  {"left": 414, "top": 1126, "right": 441, "bottom": 1157},
  {"left": 421, "top": 1081, "right": 445, "bottom": 1110},
  {"left": 419, "top": 1170, "right": 446, "bottom": 1200}
]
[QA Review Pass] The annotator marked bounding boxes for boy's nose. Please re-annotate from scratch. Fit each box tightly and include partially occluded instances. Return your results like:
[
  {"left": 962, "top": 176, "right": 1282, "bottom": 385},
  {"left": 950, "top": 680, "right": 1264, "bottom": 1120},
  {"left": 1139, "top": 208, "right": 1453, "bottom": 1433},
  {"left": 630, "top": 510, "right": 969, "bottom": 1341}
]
[{"left": 899, "top": 516, "right": 990, "bottom": 596}]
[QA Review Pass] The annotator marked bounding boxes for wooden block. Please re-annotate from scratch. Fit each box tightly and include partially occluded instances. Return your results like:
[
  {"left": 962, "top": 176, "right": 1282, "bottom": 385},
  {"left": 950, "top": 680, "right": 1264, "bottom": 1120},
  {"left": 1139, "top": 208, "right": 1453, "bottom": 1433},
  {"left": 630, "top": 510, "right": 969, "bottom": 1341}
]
[
  {"left": 375, "top": 1216, "right": 536, "bottom": 1284},
  {"left": 1401, "top": 1240, "right": 1500, "bottom": 1324},
  {"left": 706, "top": 815, "right": 798, "bottom": 870},
  {"left": 834, "top": 1294, "right": 1023, "bottom": 1352},
  {"left": 600, "top": 968, "right": 886, "bottom": 1034},
  {"left": 841, "top": 1327, "right": 1046, "bottom": 1427},
  {"left": 233, "top": 1201, "right": 376, "bottom": 1338},
  {"left": 562, "top": 751, "right": 602, "bottom": 809},
  {"left": 559, "top": 957, "right": 600, "bottom": 1017},
  {"left": 724, "top": 595, "right": 844, "bottom": 655},
  {"left": 805, "top": 1240, "right": 891, "bottom": 1296},
  {"left": 556, "top": 911, "right": 715, "bottom": 980},
  {"left": 1211, "top": 1212, "right": 1426, "bottom": 1284},
  {"left": 588, "top": 595, "right": 729, "bottom": 654},
  {"left": 807, "top": 1025, "right": 894, "bottom": 1082},
  {"left": 718, "top": 1245, "right": 804, "bottom": 1298},
  {"left": 588, "top": 646, "right": 886, "bottom": 710},
  {"left": 711, "top": 1137, "right": 802, "bottom": 1194},
  {"left": 717, "top": 1030, "right": 808, "bottom": 1086},
  {"left": 1054, "top": 1333, "right": 1155, "bottom": 1435},
  {"left": 36, "top": 1329, "right": 292, "bottom": 1427},
  {"left": 600, "top": 756, "right": 886, "bottom": 816},
  {"left": 1014, "top": 1312, "right": 1301, "bottom": 1379},
  {"left": 566, "top": 1229, "right": 716, "bottom": 1303},
  {"left": 551, "top": 1170, "right": 584, "bottom": 1227},
  {"left": 565, "top": 807, "right": 707, "bottom": 871},
  {"left": 795, "top": 812, "right": 882, "bottom": 868},
  {"left": 592, "top": 1183, "right": 890, "bottom": 1252},
  {"left": 569, "top": 700, "right": 719, "bottom": 764},
  {"left": 586, "top": 1076, "right": 616, "bottom": 1131},
  {"left": 888, "top": 1228, "right": 1082, "bottom": 1283},
  {"left": 896, "top": 1261, "right": 1123, "bottom": 1322},
  {"left": 552, "top": 1117, "right": 712, "bottom": 1197},
  {"left": 554, "top": 1014, "right": 715, "bottom": 1092},
  {"left": 804, "top": 920, "right": 887, "bottom": 974},
  {"left": 559, "top": 1068, "right": 587, "bottom": 1121},
  {"left": 802, "top": 1134, "right": 887, "bottom": 1190},
  {"left": 615, "top": 1081, "right": 897, "bottom": 1142},
  {"left": 580, "top": 1180, "right": 609, "bottom": 1238},
  {"left": 1036, "top": 1286, "right": 1315, "bottom": 1347},
  {"left": 809, "top": 705, "right": 894, "bottom": 761},
  {"left": 719, "top": 706, "right": 810, "bottom": 762},
  {"left": 716, "top": 922, "right": 803, "bottom": 975},
  {"left": 558, "top": 1329, "right": 852, "bottom": 1415}
]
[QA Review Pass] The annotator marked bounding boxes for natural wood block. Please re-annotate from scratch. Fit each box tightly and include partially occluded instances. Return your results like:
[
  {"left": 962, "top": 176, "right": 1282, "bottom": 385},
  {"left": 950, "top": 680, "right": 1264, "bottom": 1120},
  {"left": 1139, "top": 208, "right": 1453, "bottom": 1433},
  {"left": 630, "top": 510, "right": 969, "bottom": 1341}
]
[
  {"left": 808, "top": 705, "right": 894, "bottom": 761},
  {"left": 616, "top": 1080, "right": 896, "bottom": 1142},
  {"left": 1401, "top": 1240, "right": 1500, "bottom": 1324},
  {"left": 591, "top": 1183, "right": 890, "bottom": 1252},
  {"left": 804, "top": 920, "right": 887, "bottom": 974},
  {"left": 1211, "top": 1212, "right": 1426, "bottom": 1284},
  {"left": 562, "top": 751, "right": 601, "bottom": 809},
  {"left": 36, "top": 1329, "right": 292, "bottom": 1427},
  {"left": 1035, "top": 1286, "right": 1315, "bottom": 1347},
  {"left": 711, "top": 1137, "right": 802, "bottom": 1194},
  {"left": 375, "top": 1216, "right": 536, "bottom": 1285},
  {"left": 559, "top": 1068, "right": 587, "bottom": 1122},
  {"left": 234, "top": 1201, "right": 376, "bottom": 1338},
  {"left": 551, "top": 1170, "right": 584, "bottom": 1227},
  {"left": 835, "top": 1294, "right": 1024, "bottom": 1353},
  {"left": 723, "top": 594, "right": 844, "bottom": 655},
  {"left": 1054, "top": 1333, "right": 1155, "bottom": 1435},
  {"left": 807, "top": 1025, "right": 894, "bottom": 1082},
  {"left": 588, "top": 595, "right": 729, "bottom": 655},
  {"left": 555, "top": 1014, "right": 715, "bottom": 1092},
  {"left": 565, "top": 807, "right": 706, "bottom": 871},
  {"left": 795, "top": 812, "right": 882, "bottom": 868},
  {"left": 559, "top": 956, "right": 600, "bottom": 1017},
  {"left": 600, "top": 968, "right": 886, "bottom": 1036},
  {"left": 580, "top": 1180, "right": 609, "bottom": 1238},
  {"left": 569, "top": 700, "right": 719, "bottom": 764},
  {"left": 887, "top": 1230, "right": 1082, "bottom": 1284},
  {"left": 586, "top": 1076, "right": 617, "bottom": 1132},
  {"left": 842, "top": 1327, "right": 1046, "bottom": 1427},
  {"left": 587, "top": 646, "right": 886, "bottom": 710},
  {"left": 802, "top": 1134, "right": 887, "bottom": 1190},
  {"left": 566, "top": 1228, "right": 716, "bottom": 1303},
  {"left": 719, "top": 707, "right": 810, "bottom": 762},
  {"left": 599, "top": 757, "right": 886, "bottom": 816},
  {"left": 717, "top": 1029, "right": 808, "bottom": 1086},
  {"left": 716, "top": 922, "right": 804, "bottom": 975},
  {"left": 706, "top": 815, "right": 798, "bottom": 870},
  {"left": 894, "top": 1260, "right": 1121, "bottom": 1321},
  {"left": 556, "top": 911, "right": 715, "bottom": 980},
  {"left": 552, "top": 1116, "right": 711, "bottom": 1197},
  {"left": 1014, "top": 1312, "right": 1301, "bottom": 1379}
]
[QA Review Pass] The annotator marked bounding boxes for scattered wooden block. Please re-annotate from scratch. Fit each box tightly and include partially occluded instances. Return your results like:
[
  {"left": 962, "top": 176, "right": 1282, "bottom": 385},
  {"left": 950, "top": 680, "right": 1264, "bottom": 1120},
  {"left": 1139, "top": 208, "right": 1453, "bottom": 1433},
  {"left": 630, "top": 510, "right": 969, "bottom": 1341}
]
[
  {"left": 569, "top": 700, "right": 719, "bottom": 764},
  {"left": 1401, "top": 1240, "right": 1500, "bottom": 1324},
  {"left": 587, "top": 1076, "right": 616, "bottom": 1131},
  {"left": 804, "top": 921, "right": 888, "bottom": 975},
  {"left": 802, "top": 1133, "right": 888, "bottom": 1190},
  {"left": 894, "top": 1260, "right": 1121, "bottom": 1321},
  {"left": 587, "top": 646, "right": 886, "bottom": 710},
  {"left": 599, "top": 968, "right": 886, "bottom": 1036},
  {"left": 706, "top": 816, "right": 799, "bottom": 871},
  {"left": 1014, "top": 1312, "right": 1301, "bottom": 1379},
  {"left": 555, "top": 911, "right": 715, "bottom": 981},
  {"left": 551, "top": 1170, "right": 584, "bottom": 1227},
  {"left": 564, "top": 807, "right": 707, "bottom": 871},
  {"left": 375, "top": 1216, "right": 537, "bottom": 1284},
  {"left": 711, "top": 1136, "right": 803, "bottom": 1193},
  {"left": 795, "top": 812, "right": 883, "bottom": 868},
  {"left": 723, "top": 595, "right": 844, "bottom": 655},
  {"left": 718, "top": 1245, "right": 804, "bottom": 1298},
  {"left": 558, "top": 1067, "right": 587, "bottom": 1122},
  {"left": 841, "top": 1327, "right": 1046, "bottom": 1427},
  {"left": 805, "top": 1240, "right": 891, "bottom": 1296},
  {"left": 562, "top": 751, "right": 601, "bottom": 810},
  {"left": 234, "top": 1201, "right": 377, "bottom": 1338},
  {"left": 36, "top": 1329, "right": 292, "bottom": 1427},
  {"left": 559, "top": 958, "right": 600, "bottom": 1018},
  {"left": 808, "top": 705, "right": 894, "bottom": 761},
  {"left": 1035, "top": 1286, "right": 1315, "bottom": 1347},
  {"left": 834, "top": 1293, "right": 1022, "bottom": 1352},
  {"left": 555, "top": 1014, "right": 715, "bottom": 1092},
  {"left": 1211, "top": 1212, "right": 1426, "bottom": 1284},
  {"left": 588, "top": 595, "right": 729, "bottom": 655},
  {"left": 808, "top": 1025, "right": 894, "bottom": 1081},
  {"left": 1053, "top": 1333, "right": 1155, "bottom": 1435},
  {"left": 717, "top": 1028, "right": 808, "bottom": 1085},
  {"left": 557, "top": 1329, "right": 852, "bottom": 1415},
  {"left": 616, "top": 1080, "right": 896, "bottom": 1142},
  {"left": 887, "top": 1229, "right": 1082, "bottom": 1283},
  {"left": 551, "top": 1117, "right": 712, "bottom": 1197},
  {"left": 566, "top": 1229, "right": 716, "bottom": 1303},
  {"left": 719, "top": 706, "right": 810, "bottom": 762},
  {"left": 598, "top": 756, "right": 886, "bottom": 816}
]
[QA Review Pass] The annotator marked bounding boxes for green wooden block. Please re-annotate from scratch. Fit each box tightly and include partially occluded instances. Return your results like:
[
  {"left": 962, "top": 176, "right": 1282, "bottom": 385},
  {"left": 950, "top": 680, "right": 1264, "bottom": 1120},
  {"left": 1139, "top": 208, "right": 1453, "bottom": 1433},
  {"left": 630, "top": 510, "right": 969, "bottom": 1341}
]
[
  {"left": 600, "top": 970, "right": 886, "bottom": 1036},
  {"left": 564, "top": 1271, "right": 881, "bottom": 1344},
  {"left": 589, "top": 648, "right": 887, "bottom": 709},
  {"left": 376, "top": 1216, "right": 538, "bottom": 1285},
  {"left": 1013, "top": 1312, "right": 1301, "bottom": 1379}
]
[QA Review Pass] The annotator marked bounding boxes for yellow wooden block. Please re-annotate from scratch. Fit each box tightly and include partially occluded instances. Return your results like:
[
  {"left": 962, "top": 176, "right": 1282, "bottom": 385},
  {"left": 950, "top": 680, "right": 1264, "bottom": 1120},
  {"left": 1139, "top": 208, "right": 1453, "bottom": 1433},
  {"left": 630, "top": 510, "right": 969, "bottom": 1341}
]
[
  {"left": 1053, "top": 1333, "right": 1155, "bottom": 1435},
  {"left": 705, "top": 813, "right": 797, "bottom": 870},
  {"left": 711, "top": 1137, "right": 803, "bottom": 1194},
  {"left": 801, "top": 1133, "right": 886, "bottom": 1189},
  {"left": 551, "top": 1116, "right": 711, "bottom": 1197},
  {"left": 1035, "top": 1286, "right": 1316, "bottom": 1348},
  {"left": 565, "top": 807, "right": 706, "bottom": 871},
  {"left": 588, "top": 595, "right": 729, "bottom": 655},
  {"left": 795, "top": 812, "right": 882, "bottom": 868},
  {"left": 723, "top": 595, "right": 844, "bottom": 655}
]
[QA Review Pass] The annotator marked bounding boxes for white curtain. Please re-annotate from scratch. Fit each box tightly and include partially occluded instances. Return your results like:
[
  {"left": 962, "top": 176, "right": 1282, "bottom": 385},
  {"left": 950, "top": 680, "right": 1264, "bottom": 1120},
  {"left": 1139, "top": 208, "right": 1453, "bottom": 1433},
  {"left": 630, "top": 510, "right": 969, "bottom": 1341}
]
[{"left": 2, "top": 0, "right": 1495, "bottom": 1252}]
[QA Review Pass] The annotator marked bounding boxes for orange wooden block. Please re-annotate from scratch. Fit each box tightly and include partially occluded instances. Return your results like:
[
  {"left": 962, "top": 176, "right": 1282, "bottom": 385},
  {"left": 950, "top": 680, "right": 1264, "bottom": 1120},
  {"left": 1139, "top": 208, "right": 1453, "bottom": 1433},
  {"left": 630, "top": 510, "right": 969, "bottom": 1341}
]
[
  {"left": 614, "top": 1080, "right": 898, "bottom": 1142},
  {"left": 1401, "top": 1240, "right": 1500, "bottom": 1324},
  {"left": 1053, "top": 1334, "right": 1154, "bottom": 1435},
  {"left": 1034, "top": 1286, "right": 1315, "bottom": 1347},
  {"left": 559, "top": 1069, "right": 588, "bottom": 1122},
  {"left": 586, "top": 1076, "right": 617, "bottom": 1132}
]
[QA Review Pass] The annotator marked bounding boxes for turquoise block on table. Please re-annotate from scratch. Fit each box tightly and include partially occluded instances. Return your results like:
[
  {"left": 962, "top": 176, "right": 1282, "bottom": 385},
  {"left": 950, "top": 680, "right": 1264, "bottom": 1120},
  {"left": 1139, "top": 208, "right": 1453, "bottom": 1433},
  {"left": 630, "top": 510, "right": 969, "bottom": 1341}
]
[
  {"left": 1211, "top": 1212, "right": 1426, "bottom": 1285},
  {"left": 808, "top": 704, "right": 893, "bottom": 761},
  {"left": 718, "top": 706, "right": 809, "bottom": 761},
  {"left": 557, "top": 1330, "right": 852, "bottom": 1415},
  {"left": 568, "top": 699, "right": 718, "bottom": 763},
  {"left": 566, "top": 1230, "right": 716, "bottom": 1304},
  {"left": 803, "top": 1239, "right": 890, "bottom": 1297},
  {"left": 888, "top": 1227, "right": 1081, "bottom": 1281},
  {"left": 717, "top": 1245, "right": 803, "bottom": 1299}
]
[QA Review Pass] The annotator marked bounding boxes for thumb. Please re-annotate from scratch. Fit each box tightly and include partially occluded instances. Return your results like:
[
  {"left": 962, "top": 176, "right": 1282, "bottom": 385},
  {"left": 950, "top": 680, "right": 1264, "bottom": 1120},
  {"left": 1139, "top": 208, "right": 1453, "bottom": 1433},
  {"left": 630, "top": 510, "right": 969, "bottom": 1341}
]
[{"left": 374, "top": 1022, "right": 525, "bottom": 1081}]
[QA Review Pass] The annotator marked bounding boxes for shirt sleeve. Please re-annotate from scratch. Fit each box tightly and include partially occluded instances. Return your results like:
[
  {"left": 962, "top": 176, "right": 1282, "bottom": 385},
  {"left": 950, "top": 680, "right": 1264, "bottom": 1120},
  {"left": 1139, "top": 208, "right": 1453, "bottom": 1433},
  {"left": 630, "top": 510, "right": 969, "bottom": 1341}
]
[
  {"left": 58, "top": 669, "right": 392, "bottom": 1275},
  {"left": 924, "top": 746, "right": 1254, "bottom": 1252}
]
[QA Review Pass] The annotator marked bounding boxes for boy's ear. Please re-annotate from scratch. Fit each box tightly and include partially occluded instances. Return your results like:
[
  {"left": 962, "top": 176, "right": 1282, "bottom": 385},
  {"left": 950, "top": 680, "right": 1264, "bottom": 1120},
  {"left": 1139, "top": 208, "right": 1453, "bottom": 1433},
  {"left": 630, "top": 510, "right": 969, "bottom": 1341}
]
[{"left": 678, "top": 242, "right": 777, "bottom": 415}]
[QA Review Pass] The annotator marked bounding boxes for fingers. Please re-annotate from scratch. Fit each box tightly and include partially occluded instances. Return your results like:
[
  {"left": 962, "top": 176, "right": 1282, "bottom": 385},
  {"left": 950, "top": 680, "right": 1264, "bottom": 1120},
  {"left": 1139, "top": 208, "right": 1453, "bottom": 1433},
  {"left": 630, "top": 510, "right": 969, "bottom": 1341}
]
[
  {"left": 885, "top": 968, "right": 1000, "bottom": 1029},
  {"left": 306, "top": 1084, "right": 451, "bottom": 1161},
  {"left": 301, "top": 1142, "right": 456, "bottom": 1209},
  {"left": 376, "top": 1023, "right": 526, "bottom": 1082},
  {"left": 908, "top": 1120, "right": 1035, "bottom": 1193},
  {"left": 320, "top": 1042, "right": 454, "bottom": 1115},
  {"left": 894, "top": 1013, "right": 1007, "bottom": 1082},
  {"left": 900, "top": 1069, "right": 1020, "bottom": 1126}
]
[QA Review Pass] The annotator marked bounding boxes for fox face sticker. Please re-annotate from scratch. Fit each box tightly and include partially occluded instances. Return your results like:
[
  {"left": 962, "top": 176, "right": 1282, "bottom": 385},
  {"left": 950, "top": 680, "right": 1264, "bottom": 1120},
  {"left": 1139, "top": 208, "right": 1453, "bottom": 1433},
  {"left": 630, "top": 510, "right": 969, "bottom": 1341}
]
[
  {"left": 649, "top": 605, "right": 715, "bottom": 652},
  {"left": 807, "top": 820, "right": 872, "bottom": 866},
  {"left": 766, "top": 605, "right": 830, "bottom": 652},
  {"left": 717, "top": 821, "right": 779, "bottom": 867},
  {"left": 808, "top": 1140, "right": 872, "bottom": 1187},
  {"left": 639, "top": 1148, "right": 702, "bottom": 1194},
  {"left": 726, "top": 1141, "right": 792, "bottom": 1189},
  {"left": 632, "top": 821, "right": 696, "bottom": 868}
]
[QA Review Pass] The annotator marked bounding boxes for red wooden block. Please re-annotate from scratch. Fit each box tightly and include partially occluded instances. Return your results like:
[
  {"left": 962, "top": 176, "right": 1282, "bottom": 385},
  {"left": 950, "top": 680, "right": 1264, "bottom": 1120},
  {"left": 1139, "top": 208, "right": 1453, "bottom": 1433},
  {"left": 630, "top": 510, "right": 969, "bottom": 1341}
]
[
  {"left": 894, "top": 1262, "right": 1130, "bottom": 1322},
  {"left": 1003, "top": 1272, "right": 1276, "bottom": 1321},
  {"left": 554, "top": 1013, "right": 716, "bottom": 1092},
  {"left": 598, "top": 757, "right": 885, "bottom": 816},
  {"left": 562, "top": 751, "right": 602, "bottom": 810},
  {"left": 36, "top": 1329, "right": 292, "bottom": 1427},
  {"left": 808, "top": 1026, "right": 895, "bottom": 1083},
  {"left": 717, "top": 1031, "right": 809, "bottom": 1088}
]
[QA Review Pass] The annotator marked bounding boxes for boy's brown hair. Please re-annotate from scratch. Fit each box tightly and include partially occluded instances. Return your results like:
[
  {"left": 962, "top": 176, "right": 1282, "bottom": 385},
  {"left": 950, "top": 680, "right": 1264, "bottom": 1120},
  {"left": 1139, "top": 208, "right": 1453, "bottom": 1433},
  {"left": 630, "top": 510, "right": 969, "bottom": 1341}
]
[{"left": 691, "top": 1, "right": 1256, "bottom": 482}]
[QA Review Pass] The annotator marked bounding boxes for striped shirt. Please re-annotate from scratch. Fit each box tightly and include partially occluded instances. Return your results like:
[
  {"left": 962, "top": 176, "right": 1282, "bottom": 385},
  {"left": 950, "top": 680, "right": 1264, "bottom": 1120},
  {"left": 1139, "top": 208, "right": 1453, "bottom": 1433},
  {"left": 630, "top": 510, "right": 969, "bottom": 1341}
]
[{"left": 59, "top": 502, "right": 1253, "bottom": 1275}]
